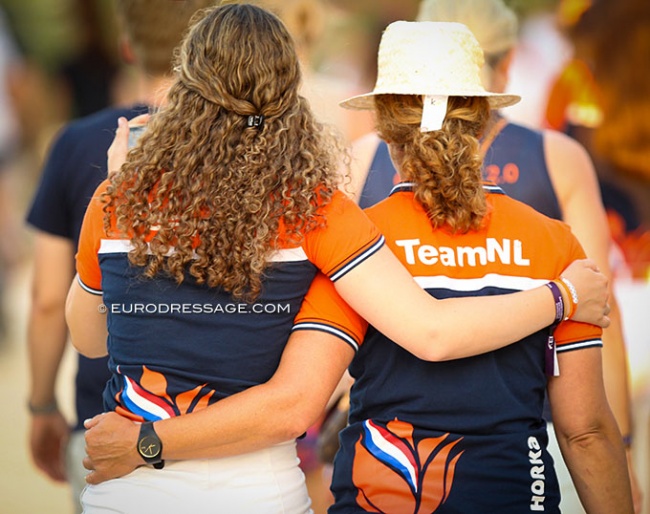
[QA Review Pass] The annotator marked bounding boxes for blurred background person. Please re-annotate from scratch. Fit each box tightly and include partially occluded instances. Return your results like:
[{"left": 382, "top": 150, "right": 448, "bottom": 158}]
[
  {"left": 545, "top": 2, "right": 650, "bottom": 509},
  {"left": 2, "top": 0, "right": 121, "bottom": 165},
  {"left": 499, "top": 0, "right": 573, "bottom": 128},
  {"left": 0, "top": 5, "right": 25, "bottom": 345},
  {"left": 24, "top": 2, "right": 216, "bottom": 512},
  {"left": 545, "top": 0, "right": 650, "bottom": 281}
]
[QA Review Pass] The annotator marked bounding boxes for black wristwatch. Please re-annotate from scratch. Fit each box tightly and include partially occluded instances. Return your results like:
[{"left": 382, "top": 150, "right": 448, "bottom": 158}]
[{"left": 137, "top": 422, "right": 165, "bottom": 469}]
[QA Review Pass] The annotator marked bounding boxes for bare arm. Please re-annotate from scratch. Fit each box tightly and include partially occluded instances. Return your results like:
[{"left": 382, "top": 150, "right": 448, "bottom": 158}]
[
  {"left": 545, "top": 129, "right": 632, "bottom": 429},
  {"left": 83, "top": 330, "right": 354, "bottom": 484},
  {"left": 545, "top": 130, "right": 640, "bottom": 509},
  {"left": 333, "top": 245, "right": 609, "bottom": 361},
  {"left": 65, "top": 278, "right": 107, "bottom": 358},
  {"left": 548, "top": 346, "right": 633, "bottom": 513},
  {"left": 27, "top": 232, "right": 75, "bottom": 482}
]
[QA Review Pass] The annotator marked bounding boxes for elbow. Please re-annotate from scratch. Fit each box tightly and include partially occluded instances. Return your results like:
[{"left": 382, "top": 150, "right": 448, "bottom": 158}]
[
  {"left": 269, "top": 391, "right": 327, "bottom": 441},
  {"left": 68, "top": 333, "right": 107, "bottom": 358},
  {"left": 31, "top": 293, "right": 66, "bottom": 319},
  {"left": 410, "top": 327, "right": 456, "bottom": 362},
  {"left": 284, "top": 423, "right": 311, "bottom": 442},
  {"left": 416, "top": 348, "right": 455, "bottom": 362},
  {"left": 65, "top": 314, "right": 107, "bottom": 359},
  {"left": 74, "top": 344, "right": 108, "bottom": 359},
  {"left": 283, "top": 407, "right": 323, "bottom": 441},
  {"left": 265, "top": 415, "right": 314, "bottom": 444},
  {"left": 556, "top": 418, "right": 615, "bottom": 454},
  {"left": 563, "top": 430, "right": 609, "bottom": 452}
]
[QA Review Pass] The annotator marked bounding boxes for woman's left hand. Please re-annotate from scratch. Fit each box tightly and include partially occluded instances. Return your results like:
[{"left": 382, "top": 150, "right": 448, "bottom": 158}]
[{"left": 83, "top": 412, "right": 142, "bottom": 485}]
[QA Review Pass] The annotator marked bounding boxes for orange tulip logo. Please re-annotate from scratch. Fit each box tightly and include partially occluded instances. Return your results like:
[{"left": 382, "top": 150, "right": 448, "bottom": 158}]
[
  {"left": 352, "top": 419, "right": 463, "bottom": 513},
  {"left": 114, "top": 365, "right": 215, "bottom": 421}
]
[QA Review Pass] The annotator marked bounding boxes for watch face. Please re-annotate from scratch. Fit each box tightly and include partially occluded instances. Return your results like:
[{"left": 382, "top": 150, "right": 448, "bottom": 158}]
[{"left": 139, "top": 435, "right": 162, "bottom": 459}]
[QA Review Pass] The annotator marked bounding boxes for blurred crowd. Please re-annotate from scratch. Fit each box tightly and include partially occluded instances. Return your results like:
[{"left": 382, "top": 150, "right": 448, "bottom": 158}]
[{"left": 0, "top": 0, "right": 648, "bottom": 513}]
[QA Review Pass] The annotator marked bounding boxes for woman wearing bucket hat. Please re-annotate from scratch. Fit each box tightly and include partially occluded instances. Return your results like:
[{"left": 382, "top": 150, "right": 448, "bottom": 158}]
[
  {"left": 66, "top": 5, "right": 609, "bottom": 513},
  {"left": 299, "top": 20, "right": 632, "bottom": 513},
  {"left": 341, "top": 0, "right": 642, "bottom": 511}
]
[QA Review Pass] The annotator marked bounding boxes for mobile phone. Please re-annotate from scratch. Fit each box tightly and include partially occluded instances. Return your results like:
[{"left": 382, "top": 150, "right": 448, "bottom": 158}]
[{"left": 128, "top": 125, "right": 147, "bottom": 149}]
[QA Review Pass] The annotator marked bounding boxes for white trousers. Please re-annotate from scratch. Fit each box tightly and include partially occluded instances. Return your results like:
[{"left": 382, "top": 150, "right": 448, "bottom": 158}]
[{"left": 81, "top": 441, "right": 313, "bottom": 514}]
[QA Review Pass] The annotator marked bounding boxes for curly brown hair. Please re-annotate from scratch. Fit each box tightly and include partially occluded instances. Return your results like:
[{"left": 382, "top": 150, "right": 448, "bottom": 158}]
[
  {"left": 105, "top": 3, "right": 345, "bottom": 301},
  {"left": 374, "top": 94, "right": 491, "bottom": 233}
]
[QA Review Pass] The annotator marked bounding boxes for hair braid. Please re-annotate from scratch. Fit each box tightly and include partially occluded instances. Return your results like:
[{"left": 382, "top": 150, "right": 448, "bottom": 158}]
[{"left": 375, "top": 94, "right": 490, "bottom": 233}]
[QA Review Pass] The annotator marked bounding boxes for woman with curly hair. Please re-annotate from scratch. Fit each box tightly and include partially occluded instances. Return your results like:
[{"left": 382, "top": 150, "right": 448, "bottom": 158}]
[{"left": 65, "top": 6, "right": 610, "bottom": 513}]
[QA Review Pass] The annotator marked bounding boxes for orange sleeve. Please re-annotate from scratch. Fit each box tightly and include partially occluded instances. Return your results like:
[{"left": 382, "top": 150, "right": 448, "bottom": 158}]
[
  {"left": 303, "top": 190, "right": 384, "bottom": 281},
  {"left": 293, "top": 272, "right": 368, "bottom": 352},
  {"left": 76, "top": 180, "right": 110, "bottom": 294},
  {"left": 554, "top": 229, "right": 603, "bottom": 347}
]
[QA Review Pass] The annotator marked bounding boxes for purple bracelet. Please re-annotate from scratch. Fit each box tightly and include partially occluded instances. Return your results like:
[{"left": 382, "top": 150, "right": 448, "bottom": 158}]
[
  {"left": 545, "top": 281, "right": 565, "bottom": 326},
  {"left": 544, "top": 281, "right": 564, "bottom": 376}
]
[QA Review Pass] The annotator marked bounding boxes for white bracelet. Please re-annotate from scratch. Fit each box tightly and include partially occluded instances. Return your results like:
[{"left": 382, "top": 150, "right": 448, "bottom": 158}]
[{"left": 560, "top": 277, "right": 579, "bottom": 306}]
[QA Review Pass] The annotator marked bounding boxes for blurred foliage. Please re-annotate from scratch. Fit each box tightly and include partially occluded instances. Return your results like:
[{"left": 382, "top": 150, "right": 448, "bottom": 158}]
[
  {"left": 1, "top": 0, "right": 117, "bottom": 73},
  {"left": 504, "top": 0, "right": 560, "bottom": 19},
  {"left": 1, "top": 0, "right": 79, "bottom": 70}
]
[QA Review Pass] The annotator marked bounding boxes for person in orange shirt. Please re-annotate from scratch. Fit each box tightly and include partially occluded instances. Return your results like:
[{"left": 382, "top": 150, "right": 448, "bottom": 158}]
[
  {"left": 297, "top": 20, "right": 632, "bottom": 513},
  {"left": 345, "top": 1, "right": 642, "bottom": 510},
  {"left": 546, "top": 0, "right": 650, "bottom": 282}
]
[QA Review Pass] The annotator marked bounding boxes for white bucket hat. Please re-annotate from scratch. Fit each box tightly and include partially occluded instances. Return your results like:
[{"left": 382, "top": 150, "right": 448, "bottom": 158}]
[{"left": 340, "top": 21, "right": 520, "bottom": 120}]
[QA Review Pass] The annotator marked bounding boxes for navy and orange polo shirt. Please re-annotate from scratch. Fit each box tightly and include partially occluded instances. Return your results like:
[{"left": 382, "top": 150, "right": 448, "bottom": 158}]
[{"left": 76, "top": 179, "right": 382, "bottom": 421}]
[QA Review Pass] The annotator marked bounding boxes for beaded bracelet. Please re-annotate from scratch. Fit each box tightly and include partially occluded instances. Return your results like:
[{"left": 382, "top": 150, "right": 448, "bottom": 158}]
[{"left": 560, "top": 276, "right": 579, "bottom": 317}]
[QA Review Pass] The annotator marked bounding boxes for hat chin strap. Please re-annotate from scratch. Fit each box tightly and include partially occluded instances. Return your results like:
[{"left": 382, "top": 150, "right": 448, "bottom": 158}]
[{"left": 420, "top": 95, "right": 449, "bottom": 132}]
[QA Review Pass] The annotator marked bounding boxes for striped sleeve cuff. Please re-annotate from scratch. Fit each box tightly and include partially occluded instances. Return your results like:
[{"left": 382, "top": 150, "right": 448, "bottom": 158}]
[
  {"left": 292, "top": 322, "right": 360, "bottom": 352},
  {"left": 77, "top": 274, "right": 102, "bottom": 296},
  {"left": 329, "top": 235, "right": 385, "bottom": 282},
  {"left": 556, "top": 338, "right": 603, "bottom": 353}
]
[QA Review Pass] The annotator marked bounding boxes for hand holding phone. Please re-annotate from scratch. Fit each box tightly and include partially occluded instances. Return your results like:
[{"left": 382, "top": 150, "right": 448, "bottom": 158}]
[{"left": 127, "top": 125, "right": 147, "bottom": 149}]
